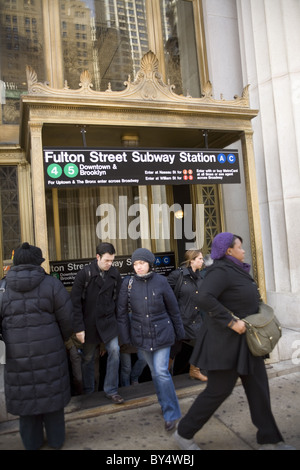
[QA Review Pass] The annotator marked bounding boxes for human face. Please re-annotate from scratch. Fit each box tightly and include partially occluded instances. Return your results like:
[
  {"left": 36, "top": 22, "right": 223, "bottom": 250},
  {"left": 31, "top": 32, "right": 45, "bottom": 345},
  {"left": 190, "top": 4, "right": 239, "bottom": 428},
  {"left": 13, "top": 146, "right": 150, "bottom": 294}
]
[
  {"left": 97, "top": 253, "right": 114, "bottom": 271},
  {"left": 133, "top": 260, "right": 150, "bottom": 276},
  {"left": 190, "top": 253, "right": 204, "bottom": 271},
  {"left": 226, "top": 238, "right": 245, "bottom": 262}
]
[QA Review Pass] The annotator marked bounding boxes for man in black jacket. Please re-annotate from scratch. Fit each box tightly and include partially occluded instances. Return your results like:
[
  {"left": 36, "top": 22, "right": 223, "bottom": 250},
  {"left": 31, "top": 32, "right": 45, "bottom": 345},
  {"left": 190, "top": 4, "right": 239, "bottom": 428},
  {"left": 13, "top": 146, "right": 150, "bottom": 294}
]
[{"left": 71, "top": 242, "right": 124, "bottom": 403}]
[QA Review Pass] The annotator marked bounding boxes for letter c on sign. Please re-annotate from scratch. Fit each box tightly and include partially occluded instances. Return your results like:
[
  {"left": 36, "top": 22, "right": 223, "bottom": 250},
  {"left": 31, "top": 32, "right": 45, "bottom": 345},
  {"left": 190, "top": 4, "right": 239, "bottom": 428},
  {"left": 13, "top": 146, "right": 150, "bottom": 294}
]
[{"left": 227, "top": 154, "right": 236, "bottom": 164}]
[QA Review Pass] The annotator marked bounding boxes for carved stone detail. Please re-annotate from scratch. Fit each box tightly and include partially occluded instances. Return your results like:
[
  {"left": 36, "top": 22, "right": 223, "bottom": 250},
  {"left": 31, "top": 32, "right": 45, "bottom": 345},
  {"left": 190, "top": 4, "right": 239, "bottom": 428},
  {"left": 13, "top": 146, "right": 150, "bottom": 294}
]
[{"left": 26, "top": 51, "right": 250, "bottom": 107}]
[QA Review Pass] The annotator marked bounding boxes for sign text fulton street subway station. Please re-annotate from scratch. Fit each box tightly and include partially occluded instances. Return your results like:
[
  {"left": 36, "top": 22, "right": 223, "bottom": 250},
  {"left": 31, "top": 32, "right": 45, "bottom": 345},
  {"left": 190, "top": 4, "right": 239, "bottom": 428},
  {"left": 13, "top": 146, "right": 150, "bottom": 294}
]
[{"left": 43, "top": 147, "right": 240, "bottom": 188}]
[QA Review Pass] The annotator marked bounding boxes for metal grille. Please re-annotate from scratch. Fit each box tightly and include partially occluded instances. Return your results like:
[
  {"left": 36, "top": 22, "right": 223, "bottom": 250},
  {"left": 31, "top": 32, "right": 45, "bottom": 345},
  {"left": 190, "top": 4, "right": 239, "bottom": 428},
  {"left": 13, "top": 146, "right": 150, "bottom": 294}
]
[
  {"left": 0, "top": 166, "right": 21, "bottom": 260},
  {"left": 202, "top": 185, "right": 221, "bottom": 254}
]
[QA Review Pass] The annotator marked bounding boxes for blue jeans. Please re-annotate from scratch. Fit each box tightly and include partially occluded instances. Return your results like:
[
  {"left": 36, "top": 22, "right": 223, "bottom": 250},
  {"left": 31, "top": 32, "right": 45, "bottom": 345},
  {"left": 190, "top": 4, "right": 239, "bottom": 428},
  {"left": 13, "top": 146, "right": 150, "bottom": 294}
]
[
  {"left": 141, "top": 347, "right": 181, "bottom": 422},
  {"left": 81, "top": 337, "right": 120, "bottom": 395},
  {"left": 120, "top": 350, "right": 147, "bottom": 386}
]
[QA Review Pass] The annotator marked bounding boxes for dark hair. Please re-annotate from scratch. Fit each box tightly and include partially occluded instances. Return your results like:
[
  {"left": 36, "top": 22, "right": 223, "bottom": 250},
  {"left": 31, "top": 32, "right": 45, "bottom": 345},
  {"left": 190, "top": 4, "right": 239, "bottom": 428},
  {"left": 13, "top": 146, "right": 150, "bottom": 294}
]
[
  {"left": 96, "top": 242, "right": 116, "bottom": 257},
  {"left": 229, "top": 235, "right": 243, "bottom": 248}
]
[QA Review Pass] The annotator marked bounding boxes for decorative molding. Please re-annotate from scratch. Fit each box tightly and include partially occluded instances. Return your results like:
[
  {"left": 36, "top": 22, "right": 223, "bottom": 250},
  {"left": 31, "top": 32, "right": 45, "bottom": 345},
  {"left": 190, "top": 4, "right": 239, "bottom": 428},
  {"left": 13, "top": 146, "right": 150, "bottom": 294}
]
[{"left": 26, "top": 51, "right": 250, "bottom": 108}]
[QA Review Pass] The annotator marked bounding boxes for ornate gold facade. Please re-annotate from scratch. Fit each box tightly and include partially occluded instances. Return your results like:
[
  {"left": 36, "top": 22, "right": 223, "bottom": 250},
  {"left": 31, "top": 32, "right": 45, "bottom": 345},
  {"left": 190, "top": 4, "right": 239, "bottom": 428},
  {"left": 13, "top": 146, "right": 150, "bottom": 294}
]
[
  {"left": 11, "top": 50, "right": 264, "bottom": 298},
  {"left": 0, "top": 0, "right": 266, "bottom": 299}
]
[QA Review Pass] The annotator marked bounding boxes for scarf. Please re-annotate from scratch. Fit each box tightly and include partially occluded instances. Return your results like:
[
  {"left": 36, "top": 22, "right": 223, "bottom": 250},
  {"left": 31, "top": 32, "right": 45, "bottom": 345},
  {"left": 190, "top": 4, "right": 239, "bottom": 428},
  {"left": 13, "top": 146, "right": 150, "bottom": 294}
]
[{"left": 225, "top": 255, "right": 251, "bottom": 273}]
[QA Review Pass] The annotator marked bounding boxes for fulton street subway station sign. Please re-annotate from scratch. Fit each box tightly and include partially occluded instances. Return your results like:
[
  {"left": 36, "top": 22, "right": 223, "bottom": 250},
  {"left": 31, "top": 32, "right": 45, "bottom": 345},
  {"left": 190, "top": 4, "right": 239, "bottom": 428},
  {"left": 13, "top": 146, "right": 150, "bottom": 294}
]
[
  {"left": 50, "top": 252, "right": 176, "bottom": 287},
  {"left": 43, "top": 147, "right": 240, "bottom": 188}
]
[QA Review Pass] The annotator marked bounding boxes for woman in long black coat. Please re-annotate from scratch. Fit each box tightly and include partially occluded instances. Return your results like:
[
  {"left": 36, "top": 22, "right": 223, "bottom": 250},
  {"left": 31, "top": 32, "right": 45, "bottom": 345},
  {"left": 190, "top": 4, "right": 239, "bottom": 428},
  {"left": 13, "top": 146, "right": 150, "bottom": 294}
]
[
  {"left": 167, "top": 249, "right": 207, "bottom": 381},
  {"left": 0, "top": 243, "right": 73, "bottom": 450},
  {"left": 174, "top": 233, "right": 290, "bottom": 451}
]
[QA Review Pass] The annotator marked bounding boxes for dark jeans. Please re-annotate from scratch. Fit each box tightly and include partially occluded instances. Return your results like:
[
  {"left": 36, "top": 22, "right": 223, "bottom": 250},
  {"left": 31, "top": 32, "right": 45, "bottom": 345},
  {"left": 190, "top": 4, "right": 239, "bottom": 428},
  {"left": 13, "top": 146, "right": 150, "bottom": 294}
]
[
  {"left": 19, "top": 408, "right": 65, "bottom": 450},
  {"left": 178, "top": 358, "right": 283, "bottom": 445}
]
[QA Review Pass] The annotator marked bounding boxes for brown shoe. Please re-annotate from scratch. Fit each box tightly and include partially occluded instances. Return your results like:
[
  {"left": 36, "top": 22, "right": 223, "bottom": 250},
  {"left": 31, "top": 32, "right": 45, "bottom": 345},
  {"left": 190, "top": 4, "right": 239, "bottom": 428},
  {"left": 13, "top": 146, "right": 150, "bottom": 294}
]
[
  {"left": 105, "top": 394, "right": 124, "bottom": 404},
  {"left": 189, "top": 365, "right": 208, "bottom": 382}
]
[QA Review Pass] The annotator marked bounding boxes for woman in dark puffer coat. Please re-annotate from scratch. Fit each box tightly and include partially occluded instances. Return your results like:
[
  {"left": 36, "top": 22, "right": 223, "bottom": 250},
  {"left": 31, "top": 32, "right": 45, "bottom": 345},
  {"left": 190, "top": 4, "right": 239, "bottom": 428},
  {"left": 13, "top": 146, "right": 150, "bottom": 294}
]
[
  {"left": 0, "top": 243, "right": 73, "bottom": 450},
  {"left": 117, "top": 248, "right": 185, "bottom": 432}
]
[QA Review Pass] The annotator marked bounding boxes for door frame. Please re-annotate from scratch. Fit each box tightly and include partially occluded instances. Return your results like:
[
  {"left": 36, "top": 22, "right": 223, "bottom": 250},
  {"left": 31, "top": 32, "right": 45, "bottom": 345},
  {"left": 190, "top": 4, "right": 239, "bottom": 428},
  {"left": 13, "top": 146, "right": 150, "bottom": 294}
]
[{"left": 20, "top": 52, "right": 265, "bottom": 298}]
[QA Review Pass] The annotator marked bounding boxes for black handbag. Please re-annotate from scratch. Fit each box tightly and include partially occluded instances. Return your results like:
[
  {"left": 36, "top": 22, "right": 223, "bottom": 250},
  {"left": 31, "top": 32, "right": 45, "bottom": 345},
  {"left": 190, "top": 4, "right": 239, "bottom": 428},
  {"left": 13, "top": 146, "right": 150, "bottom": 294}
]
[{"left": 232, "top": 303, "right": 282, "bottom": 357}]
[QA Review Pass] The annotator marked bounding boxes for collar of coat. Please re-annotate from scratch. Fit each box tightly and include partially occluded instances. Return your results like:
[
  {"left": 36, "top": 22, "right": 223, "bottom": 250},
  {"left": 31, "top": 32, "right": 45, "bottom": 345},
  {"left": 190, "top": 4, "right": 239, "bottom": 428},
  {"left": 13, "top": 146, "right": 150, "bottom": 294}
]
[{"left": 90, "top": 258, "right": 119, "bottom": 280}]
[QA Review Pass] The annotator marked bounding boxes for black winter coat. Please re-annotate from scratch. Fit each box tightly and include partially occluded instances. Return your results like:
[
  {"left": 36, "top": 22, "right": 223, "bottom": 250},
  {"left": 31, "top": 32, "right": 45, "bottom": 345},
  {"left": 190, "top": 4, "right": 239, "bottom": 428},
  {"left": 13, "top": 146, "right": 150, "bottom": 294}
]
[
  {"left": 190, "top": 258, "right": 261, "bottom": 375},
  {"left": 71, "top": 260, "right": 122, "bottom": 344},
  {"left": 167, "top": 267, "right": 206, "bottom": 339},
  {"left": 0, "top": 265, "right": 73, "bottom": 416},
  {"left": 117, "top": 272, "right": 185, "bottom": 351}
]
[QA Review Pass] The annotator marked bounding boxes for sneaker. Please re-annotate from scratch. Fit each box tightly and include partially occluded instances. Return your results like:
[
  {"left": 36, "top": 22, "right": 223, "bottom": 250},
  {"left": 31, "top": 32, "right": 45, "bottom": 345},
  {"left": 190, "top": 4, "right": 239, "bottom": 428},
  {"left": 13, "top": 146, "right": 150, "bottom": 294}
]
[
  {"left": 259, "top": 441, "right": 296, "bottom": 450},
  {"left": 173, "top": 430, "right": 201, "bottom": 450}
]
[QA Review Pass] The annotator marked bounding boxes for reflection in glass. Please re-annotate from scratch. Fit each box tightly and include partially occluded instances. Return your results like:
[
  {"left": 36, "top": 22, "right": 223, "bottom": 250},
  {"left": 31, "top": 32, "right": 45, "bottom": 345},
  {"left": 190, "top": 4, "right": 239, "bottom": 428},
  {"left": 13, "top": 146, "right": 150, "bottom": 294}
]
[
  {"left": 0, "top": 0, "right": 44, "bottom": 128},
  {"left": 46, "top": 183, "right": 175, "bottom": 261},
  {"left": 60, "top": 0, "right": 149, "bottom": 91},
  {"left": 160, "top": 0, "right": 201, "bottom": 97},
  {"left": 46, "top": 186, "right": 140, "bottom": 260}
]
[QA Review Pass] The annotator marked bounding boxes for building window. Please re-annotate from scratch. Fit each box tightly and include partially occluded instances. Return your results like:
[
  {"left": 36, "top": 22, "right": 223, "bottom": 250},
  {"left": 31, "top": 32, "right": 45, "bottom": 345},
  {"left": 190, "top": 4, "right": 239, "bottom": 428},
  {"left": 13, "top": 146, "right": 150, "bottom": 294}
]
[
  {"left": 0, "top": 166, "right": 21, "bottom": 263},
  {"left": 46, "top": 186, "right": 140, "bottom": 260},
  {"left": 0, "top": 0, "right": 44, "bottom": 139},
  {"left": 160, "top": 0, "right": 201, "bottom": 97},
  {"left": 60, "top": 0, "right": 149, "bottom": 91}
]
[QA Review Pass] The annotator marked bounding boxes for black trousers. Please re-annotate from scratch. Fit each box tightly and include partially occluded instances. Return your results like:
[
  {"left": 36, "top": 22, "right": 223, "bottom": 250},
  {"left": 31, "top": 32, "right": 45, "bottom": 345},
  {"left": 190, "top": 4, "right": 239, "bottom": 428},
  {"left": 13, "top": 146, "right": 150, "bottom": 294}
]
[
  {"left": 178, "top": 358, "right": 283, "bottom": 445},
  {"left": 19, "top": 408, "right": 65, "bottom": 450}
]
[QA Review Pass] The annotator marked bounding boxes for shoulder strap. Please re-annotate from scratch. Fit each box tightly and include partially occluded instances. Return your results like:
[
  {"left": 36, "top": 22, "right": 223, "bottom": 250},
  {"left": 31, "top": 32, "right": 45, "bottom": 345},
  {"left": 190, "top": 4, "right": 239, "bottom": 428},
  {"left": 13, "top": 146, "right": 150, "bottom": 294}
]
[
  {"left": 81, "top": 265, "right": 92, "bottom": 300},
  {"left": 173, "top": 268, "right": 184, "bottom": 299},
  {"left": 0, "top": 279, "right": 7, "bottom": 316},
  {"left": 127, "top": 276, "right": 134, "bottom": 313},
  {"left": 113, "top": 276, "right": 118, "bottom": 302}
]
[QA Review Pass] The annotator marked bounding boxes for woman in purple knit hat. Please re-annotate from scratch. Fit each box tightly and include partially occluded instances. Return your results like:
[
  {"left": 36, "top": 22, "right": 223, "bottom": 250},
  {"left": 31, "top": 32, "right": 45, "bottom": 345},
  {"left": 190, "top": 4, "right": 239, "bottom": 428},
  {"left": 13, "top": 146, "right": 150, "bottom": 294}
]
[{"left": 173, "top": 232, "right": 294, "bottom": 451}]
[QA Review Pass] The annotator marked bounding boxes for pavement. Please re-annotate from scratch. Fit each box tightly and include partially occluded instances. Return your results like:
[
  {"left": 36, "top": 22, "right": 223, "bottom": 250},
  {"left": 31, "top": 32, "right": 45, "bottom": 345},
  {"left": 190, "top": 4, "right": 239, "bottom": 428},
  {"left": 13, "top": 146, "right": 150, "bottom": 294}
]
[{"left": 0, "top": 359, "right": 299, "bottom": 453}]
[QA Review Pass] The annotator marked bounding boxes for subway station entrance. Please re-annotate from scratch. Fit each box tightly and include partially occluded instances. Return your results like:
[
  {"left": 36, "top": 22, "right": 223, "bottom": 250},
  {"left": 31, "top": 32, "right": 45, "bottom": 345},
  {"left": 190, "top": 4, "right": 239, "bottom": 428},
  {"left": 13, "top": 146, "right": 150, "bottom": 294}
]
[
  {"left": 42, "top": 125, "right": 227, "bottom": 268},
  {"left": 17, "top": 52, "right": 264, "bottom": 392}
]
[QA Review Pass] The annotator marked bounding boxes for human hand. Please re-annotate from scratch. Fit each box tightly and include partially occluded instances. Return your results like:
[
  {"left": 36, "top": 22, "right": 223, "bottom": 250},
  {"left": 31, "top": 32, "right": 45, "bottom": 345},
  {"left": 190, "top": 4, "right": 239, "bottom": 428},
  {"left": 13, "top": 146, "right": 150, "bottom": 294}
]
[
  {"left": 76, "top": 331, "right": 85, "bottom": 343},
  {"left": 231, "top": 320, "right": 247, "bottom": 335}
]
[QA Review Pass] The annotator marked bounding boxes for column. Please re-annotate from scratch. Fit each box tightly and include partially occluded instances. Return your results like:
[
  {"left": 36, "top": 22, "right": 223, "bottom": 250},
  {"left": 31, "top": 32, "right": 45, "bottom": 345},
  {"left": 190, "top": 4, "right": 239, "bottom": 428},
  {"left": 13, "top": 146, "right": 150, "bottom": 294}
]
[
  {"left": 241, "top": 130, "right": 266, "bottom": 301},
  {"left": 29, "top": 122, "right": 50, "bottom": 272},
  {"left": 18, "top": 160, "right": 34, "bottom": 244}
]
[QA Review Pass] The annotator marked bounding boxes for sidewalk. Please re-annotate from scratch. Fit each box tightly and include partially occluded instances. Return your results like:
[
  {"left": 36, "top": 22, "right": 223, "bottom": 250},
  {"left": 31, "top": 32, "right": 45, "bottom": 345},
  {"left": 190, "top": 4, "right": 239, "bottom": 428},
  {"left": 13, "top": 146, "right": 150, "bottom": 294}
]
[{"left": 0, "top": 360, "right": 299, "bottom": 451}]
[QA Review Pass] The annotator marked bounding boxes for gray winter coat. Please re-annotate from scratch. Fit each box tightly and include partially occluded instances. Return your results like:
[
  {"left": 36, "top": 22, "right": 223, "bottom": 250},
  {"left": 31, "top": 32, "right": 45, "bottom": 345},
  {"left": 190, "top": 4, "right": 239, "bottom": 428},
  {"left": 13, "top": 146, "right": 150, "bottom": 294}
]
[{"left": 0, "top": 264, "right": 73, "bottom": 416}]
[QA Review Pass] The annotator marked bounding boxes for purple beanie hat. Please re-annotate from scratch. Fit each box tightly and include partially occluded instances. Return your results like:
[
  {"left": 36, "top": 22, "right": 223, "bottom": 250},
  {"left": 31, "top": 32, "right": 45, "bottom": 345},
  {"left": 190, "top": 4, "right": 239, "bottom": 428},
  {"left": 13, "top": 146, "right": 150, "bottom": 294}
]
[{"left": 210, "top": 232, "right": 235, "bottom": 260}]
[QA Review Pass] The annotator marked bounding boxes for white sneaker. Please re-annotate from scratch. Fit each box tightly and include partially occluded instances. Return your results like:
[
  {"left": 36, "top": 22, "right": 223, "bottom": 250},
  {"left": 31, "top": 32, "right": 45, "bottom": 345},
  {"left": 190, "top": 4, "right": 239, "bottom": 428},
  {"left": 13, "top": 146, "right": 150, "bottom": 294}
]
[
  {"left": 173, "top": 430, "right": 201, "bottom": 450},
  {"left": 259, "top": 441, "right": 296, "bottom": 450}
]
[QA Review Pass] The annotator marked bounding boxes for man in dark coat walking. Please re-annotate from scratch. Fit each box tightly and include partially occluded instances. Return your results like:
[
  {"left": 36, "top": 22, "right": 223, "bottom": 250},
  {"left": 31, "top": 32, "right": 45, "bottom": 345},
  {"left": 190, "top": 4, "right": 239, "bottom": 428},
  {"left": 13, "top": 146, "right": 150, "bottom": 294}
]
[
  {"left": 0, "top": 242, "right": 73, "bottom": 450},
  {"left": 71, "top": 242, "right": 124, "bottom": 403}
]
